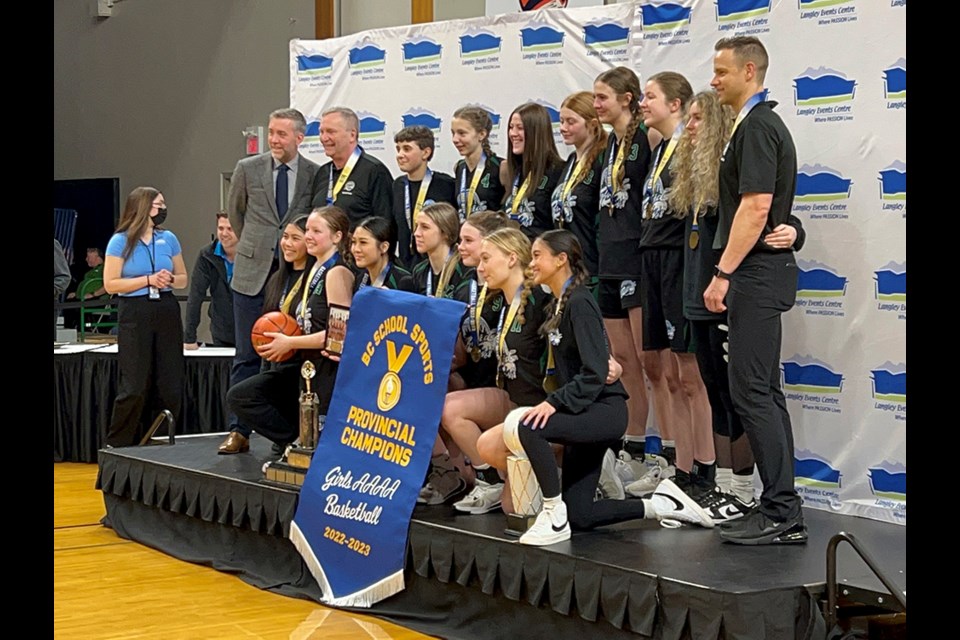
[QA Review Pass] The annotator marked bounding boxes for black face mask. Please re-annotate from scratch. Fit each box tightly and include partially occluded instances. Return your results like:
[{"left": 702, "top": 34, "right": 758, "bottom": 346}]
[{"left": 152, "top": 207, "right": 168, "bottom": 226}]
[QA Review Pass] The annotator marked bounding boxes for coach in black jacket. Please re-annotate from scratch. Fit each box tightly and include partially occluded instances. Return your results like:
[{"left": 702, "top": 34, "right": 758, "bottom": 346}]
[{"left": 183, "top": 214, "right": 237, "bottom": 348}]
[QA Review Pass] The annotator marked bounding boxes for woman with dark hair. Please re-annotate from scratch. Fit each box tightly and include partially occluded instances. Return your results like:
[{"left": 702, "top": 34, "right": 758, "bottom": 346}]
[
  {"left": 226, "top": 206, "right": 354, "bottom": 453},
  {"left": 502, "top": 230, "right": 712, "bottom": 546},
  {"left": 452, "top": 106, "right": 507, "bottom": 219},
  {"left": 102, "top": 186, "right": 188, "bottom": 447},
  {"left": 501, "top": 102, "right": 564, "bottom": 240},
  {"left": 351, "top": 216, "right": 414, "bottom": 292},
  {"left": 219, "top": 214, "right": 311, "bottom": 454},
  {"left": 592, "top": 66, "right": 658, "bottom": 460},
  {"left": 669, "top": 90, "right": 805, "bottom": 519}
]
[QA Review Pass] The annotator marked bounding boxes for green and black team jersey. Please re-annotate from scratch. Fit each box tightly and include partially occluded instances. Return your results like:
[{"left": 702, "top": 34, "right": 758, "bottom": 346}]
[
  {"left": 505, "top": 162, "right": 564, "bottom": 241},
  {"left": 500, "top": 286, "right": 551, "bottom": 407},
  {"left": 351, "top": 262, "right": 415, "bottom": 295},
  {"left": 552, "top": 150, "right": 604, "bottom": 277},
  {"left": 454, "top": 155, "right": 506, "bottom": 219},
  {"left": 458, "top": 279, "right": 504, "bottom": 390},
  {"left": 597, "top": 125, "right": 653, "bottom": 279},
  {"left": 639, "top": 137, "right": 684, "bottom": 249},
  {"left": 392, "top": 172, "right": 458, "bottom": 268},
  {"left": 311, "top": 151, "right": 394, "bottom": 227},
  {"left": 411, "top": 258, "right": 474, "bottom": 300}
]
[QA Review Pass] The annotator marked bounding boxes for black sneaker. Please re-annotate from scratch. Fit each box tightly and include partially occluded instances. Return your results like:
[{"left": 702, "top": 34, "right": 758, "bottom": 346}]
[
  {"left": 696, "top": 488, "right": 754, "bottom": 524},
  {"left": 719, "top": 510, "right": 808, "bottom": 545}
]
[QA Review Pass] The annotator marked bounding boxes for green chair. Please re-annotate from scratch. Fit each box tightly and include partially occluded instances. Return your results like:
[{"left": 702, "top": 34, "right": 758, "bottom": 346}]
[{"left": 78, "top": 277, "right": 118, "bottom": 342}]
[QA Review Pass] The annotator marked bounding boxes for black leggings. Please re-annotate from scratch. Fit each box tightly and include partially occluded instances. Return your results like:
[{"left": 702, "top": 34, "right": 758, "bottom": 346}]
[
  {"left": 517, "top": 396, "right": 646, "bottom": 530},
  {"left": 691, "top": 319, "right": 744, "bottom": 440}
]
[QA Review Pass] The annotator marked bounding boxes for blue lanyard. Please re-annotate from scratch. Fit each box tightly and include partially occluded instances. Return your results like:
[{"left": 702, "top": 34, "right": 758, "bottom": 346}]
[
  {"left": 359, "top": 262, "right": 391, "bottom": 289},
  {"left": 723, "top": 90, "right": 768, "bottom": 156}
]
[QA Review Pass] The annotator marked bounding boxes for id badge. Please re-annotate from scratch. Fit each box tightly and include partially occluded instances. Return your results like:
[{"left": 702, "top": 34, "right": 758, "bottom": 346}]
[{"left": 149, "top": 286, "right": 160, "bottom": 300}]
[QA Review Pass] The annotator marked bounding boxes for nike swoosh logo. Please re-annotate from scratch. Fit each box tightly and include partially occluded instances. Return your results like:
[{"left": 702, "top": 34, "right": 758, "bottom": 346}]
[
  {"left": 719, "top": 505, "right": 741, "bottom": 518},
  {"left": 552, "top": 521, "right": 568, "bottom": 532},
  {"left": 658, "top": 494, "right": 685, "bottom": 512}
]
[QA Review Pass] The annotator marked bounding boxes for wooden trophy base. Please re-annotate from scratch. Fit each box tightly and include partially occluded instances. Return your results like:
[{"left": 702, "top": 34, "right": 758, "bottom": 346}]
[
  {"left": 262, "top": 446, "right": 316, "bottom": 489},
  {"left": 504, "top": 513, "right": 538, "bottom": 537}
]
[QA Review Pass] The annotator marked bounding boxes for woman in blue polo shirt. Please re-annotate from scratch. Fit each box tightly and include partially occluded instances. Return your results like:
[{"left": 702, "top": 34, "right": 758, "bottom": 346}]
[{"left": 103, "top": 186, "right": 188, "bottom": 447}]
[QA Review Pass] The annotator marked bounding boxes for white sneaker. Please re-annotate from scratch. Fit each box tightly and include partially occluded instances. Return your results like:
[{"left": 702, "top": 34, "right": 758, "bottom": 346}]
[
  {"left": 624, "top": 454, "right": 672, "bottom": 497},
  {"left": 650, "top": 478, "right": 714, "bottom": 528},
  {"left": 615, "top": 451, "right": 644, "bottom": 485},
  {"left": 453, "top": 480, "right": 504, "bottom": 514},
  {"left": 597, "top": 449, "right": 626, "bottom": 500},
  {"left": 696, "top": 487, "right": 756, "bottom": 524},
  {"left": 519, "top": 502, "right": 571, "bottom": 546}
]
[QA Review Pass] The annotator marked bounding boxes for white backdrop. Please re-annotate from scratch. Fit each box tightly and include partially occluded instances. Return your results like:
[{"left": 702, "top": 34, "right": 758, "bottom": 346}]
[{"left": 290, "top": 0, "right": 906, "bottom": 525}]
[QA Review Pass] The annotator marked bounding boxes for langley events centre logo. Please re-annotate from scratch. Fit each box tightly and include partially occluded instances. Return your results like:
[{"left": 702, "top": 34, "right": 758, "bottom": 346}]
[
  {"left": 297, "top": 53, "right": 334, "bottom": 77},
  {"left": 795, "top": 449, "right": 843, "bottom": 510},
  {"left": 883, "top": 58, "right": 906, "bottom": 109},
  {"left": 795, "top": 260, "right": 846, "bottom": 317},
  {"left": 715, "top": 0, "right": 772, "bottom": 35},
  {"left": 401, "top": 109, "right": 443, "bottom": 134},
  {"left": 357, "top": 112, "right": 387, "bottom": 150},
  {"left": 640, "top": 2, "right": 693, "bottom": 46},
  {"left": 459, "top": 29, "right": 502, "bottom": 72},
  {"left": 402, "top": 38, "right": 442, "bottom": 77},
  {"left": 794, "top": 67, "right": 856, "bottom": 122},
  {"left": 349, "top": 42, "right": 387, "bottom": 80},
  {"left": 794, "top": 163, "right": 851, "bottom": 220},
  {"left": 584, "top": 19, "right": 631, "bottom": 60},
  {"left": 874, "top": 262, "right": 905, "bottom": 319},
  {"left": 870, "top": 362, "right": 905, "bottom": 421},
  {"left": 520, "top": 23, "right": 565, "bottom": 66},
  {"left": 783, "top": 355, "right": 844, "bottom": 414},
  {"left": 868, "top": 462, "right": 906, "bottom": 501},
  {"left": 798, "top": 0, "right": 858, "bottom": 26},
  {"left": 878, "top": 161, "right": 905, "bottom": 216}
]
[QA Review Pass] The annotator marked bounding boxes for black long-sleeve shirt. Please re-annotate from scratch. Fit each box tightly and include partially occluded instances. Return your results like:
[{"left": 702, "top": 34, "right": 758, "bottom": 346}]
[{"left": 545, "top": 286, "right": 628, "bottom": 413}]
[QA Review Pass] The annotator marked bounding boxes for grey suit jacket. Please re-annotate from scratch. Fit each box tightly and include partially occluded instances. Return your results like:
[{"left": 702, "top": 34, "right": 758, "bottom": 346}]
[{"left": 227, "top": 152, "right": 319, "bottom": 296}]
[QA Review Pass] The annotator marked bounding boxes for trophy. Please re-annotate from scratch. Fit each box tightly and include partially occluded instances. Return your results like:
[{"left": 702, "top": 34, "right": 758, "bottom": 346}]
[
  {"left": 504, "top": 454, "right": 544, "bottom": 536},
  {"left": 262, "top": 360, "right": 324, "bottom": 488}
]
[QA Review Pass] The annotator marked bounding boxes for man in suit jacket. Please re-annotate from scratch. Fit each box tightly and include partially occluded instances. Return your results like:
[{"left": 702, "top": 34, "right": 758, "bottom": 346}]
[
  {"left": 310, "top": 107, "right": 394, "bottom": 228},
  {"left": 221, "top": 108, "right": 319, "bottom": 454}
]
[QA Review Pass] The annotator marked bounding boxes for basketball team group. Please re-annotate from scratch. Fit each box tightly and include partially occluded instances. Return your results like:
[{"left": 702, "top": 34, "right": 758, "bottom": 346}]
[{"left": 101, "top": 36, "right": 809, "bottom": 547}]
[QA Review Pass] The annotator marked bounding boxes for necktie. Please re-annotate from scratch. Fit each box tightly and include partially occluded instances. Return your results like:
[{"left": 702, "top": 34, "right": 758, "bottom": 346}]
[{"left": 276, "top": 164, "right": 290, "bottom": 220}]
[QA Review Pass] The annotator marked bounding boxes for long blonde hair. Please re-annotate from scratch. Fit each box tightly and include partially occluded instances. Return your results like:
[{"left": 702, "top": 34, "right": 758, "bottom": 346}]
[{"left": 668, "top": 91, "right": 733, "bottom": 217}]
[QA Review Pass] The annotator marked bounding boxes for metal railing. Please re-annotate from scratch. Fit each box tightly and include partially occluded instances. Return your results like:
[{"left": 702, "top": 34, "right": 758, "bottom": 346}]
[{"left": 824, "top": 531, "right": 906, "bottom": 629}]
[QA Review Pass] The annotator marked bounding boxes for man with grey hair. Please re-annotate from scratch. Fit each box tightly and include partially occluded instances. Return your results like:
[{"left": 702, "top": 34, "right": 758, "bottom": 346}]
[
  {"left": 311, "top": 106, "right": 393, "bottom": 227},
  {"left": 221, "top": 107, "right": 320, "bottom": 455}
]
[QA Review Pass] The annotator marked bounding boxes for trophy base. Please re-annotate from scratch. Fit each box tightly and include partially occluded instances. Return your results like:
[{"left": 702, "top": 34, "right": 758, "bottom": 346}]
[
  {"left": 262, "top": 460, "right": 307, "bottom": 489},
  {"left": 504, "top": 512, "right": 538, "bottom": 537},
  {"left": 286, "top": 446, "right": 316, "bottom": 470}
]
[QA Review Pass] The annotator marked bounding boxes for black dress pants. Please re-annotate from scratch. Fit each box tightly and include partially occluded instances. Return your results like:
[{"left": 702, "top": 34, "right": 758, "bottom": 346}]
[{"left": 107, "top": 293, "right": 184, "bottom": 447}]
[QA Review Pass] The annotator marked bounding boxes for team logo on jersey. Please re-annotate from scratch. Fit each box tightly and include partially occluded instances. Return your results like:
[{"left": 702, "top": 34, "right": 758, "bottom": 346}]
[{"left": 401, "top": 109, "right": 443, "bottom": 134}]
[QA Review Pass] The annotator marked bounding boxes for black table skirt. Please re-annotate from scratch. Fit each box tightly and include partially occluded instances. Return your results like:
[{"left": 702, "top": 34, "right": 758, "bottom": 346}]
[{"left": 54, "top": 351, "right": 232, "bottom": 463}]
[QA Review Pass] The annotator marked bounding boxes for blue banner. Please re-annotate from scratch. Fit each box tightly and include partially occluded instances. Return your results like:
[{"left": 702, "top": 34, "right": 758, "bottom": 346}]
[{"left": 290, "top": 287, "right": 466, "bottom": 606}]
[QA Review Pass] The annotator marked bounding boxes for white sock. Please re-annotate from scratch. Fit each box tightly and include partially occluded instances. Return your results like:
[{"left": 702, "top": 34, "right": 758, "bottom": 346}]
[
  {"left": 642, "top": 497, "right": 666, "bottom": 520},
  {"left": 716, "top": 468, "right": 733, "bottom": 494},
  {"left": 541, "top": 495, "right": 566, "bottom": 524},
  {"left": 731, "top": 472, "right": 756, "bottom": 504}
]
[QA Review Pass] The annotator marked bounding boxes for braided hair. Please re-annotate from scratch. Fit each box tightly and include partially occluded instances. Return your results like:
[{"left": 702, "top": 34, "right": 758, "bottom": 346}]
[
  {"left": 595, "top": 67, "right": 644, "bottom": 187},
  {"left": 453, "top": 105, "right": 494, "bottom": 160},
  {"left": 536, "top": 230, "right": 588, "bottom": 338}
]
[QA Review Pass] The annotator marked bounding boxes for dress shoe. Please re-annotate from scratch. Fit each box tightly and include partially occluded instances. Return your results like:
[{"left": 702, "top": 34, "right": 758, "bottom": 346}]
[{"left": 218, "top": 432, "right": 249, "bottom": 454}]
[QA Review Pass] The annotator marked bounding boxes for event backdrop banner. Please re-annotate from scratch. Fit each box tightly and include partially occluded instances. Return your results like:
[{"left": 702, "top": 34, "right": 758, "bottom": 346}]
[
  {"left": 290, "top": 288, "right": 466, "bottom": 606},
  {"left": 291, "top": 1, "right": 906, "bottom": 526}
]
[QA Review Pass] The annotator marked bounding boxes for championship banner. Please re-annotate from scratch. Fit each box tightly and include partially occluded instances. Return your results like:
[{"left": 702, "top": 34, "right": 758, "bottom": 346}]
[{"left": 289, "top": 287, "right": 466, "bottom": 607}]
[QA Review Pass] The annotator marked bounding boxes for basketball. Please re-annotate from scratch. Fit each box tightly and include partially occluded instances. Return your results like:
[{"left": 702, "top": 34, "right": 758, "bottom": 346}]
[{"left": 251, "top": 311, "right": 302, "bottom": 362}]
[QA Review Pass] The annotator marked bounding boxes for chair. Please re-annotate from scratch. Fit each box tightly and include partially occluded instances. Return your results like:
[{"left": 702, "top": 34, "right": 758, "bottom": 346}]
[{"left": 77, "top": 277, "right": 118, "bottom": 341}]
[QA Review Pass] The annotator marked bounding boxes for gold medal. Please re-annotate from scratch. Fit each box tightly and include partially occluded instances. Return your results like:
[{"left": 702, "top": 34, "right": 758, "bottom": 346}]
[{"left": 689, "top": 229, "right": 700, "bottom": 250}]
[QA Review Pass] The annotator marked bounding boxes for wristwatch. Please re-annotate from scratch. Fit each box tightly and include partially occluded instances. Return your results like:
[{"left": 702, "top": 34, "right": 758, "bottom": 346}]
[{"left": 714, "top": 265, "right": 733, "bottom": 280}]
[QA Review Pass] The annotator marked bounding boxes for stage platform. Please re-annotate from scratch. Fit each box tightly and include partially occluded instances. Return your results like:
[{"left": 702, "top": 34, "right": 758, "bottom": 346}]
[{"left": 96, "top": 434, "right": 906, "bottom": 640}]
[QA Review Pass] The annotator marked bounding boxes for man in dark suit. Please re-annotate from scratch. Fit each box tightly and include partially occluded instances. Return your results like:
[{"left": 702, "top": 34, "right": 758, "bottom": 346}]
[
  {"left": 310, "top": 107, "right": 394, "bottom": 227},
  {"left": 221, "top": 108, "right": 320, "bottom": 454}
]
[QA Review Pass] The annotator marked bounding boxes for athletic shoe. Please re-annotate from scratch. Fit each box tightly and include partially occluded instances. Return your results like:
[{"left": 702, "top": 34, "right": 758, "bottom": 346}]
[
  {"left": 597, "top": 449, "right": 626, "bottom": 500},
  {"left": 453, "top": 480, "right": 504, "bottom": 514},
  {"left": 624, "top": 454, "right": 672, "bottom": 497},
  {"left": 719, "top": 510, "right": 808, "bottom": 545},
  {"left": 417, "top": 460, "right": 468, "bottom": 506},
  {"left": 696, "top": 487, "right": 755, "bottom": 524},
  {"left": 614, "top": 451, "right": 642, "bottom": 485},
  {"left": 650, "top": 478, "right": 715, "bottom": 528},
  {"left": 518, "top": 502, "right": 571, "bottom": 546}
]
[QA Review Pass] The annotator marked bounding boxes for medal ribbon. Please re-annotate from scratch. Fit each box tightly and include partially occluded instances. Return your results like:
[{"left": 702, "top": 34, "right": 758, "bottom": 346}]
[
  {"left": 326, "top": 147, "right": 362, "bottom": 205},
  {"left": 459, "top": 153, "right": 487, "bottom": 218}
]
